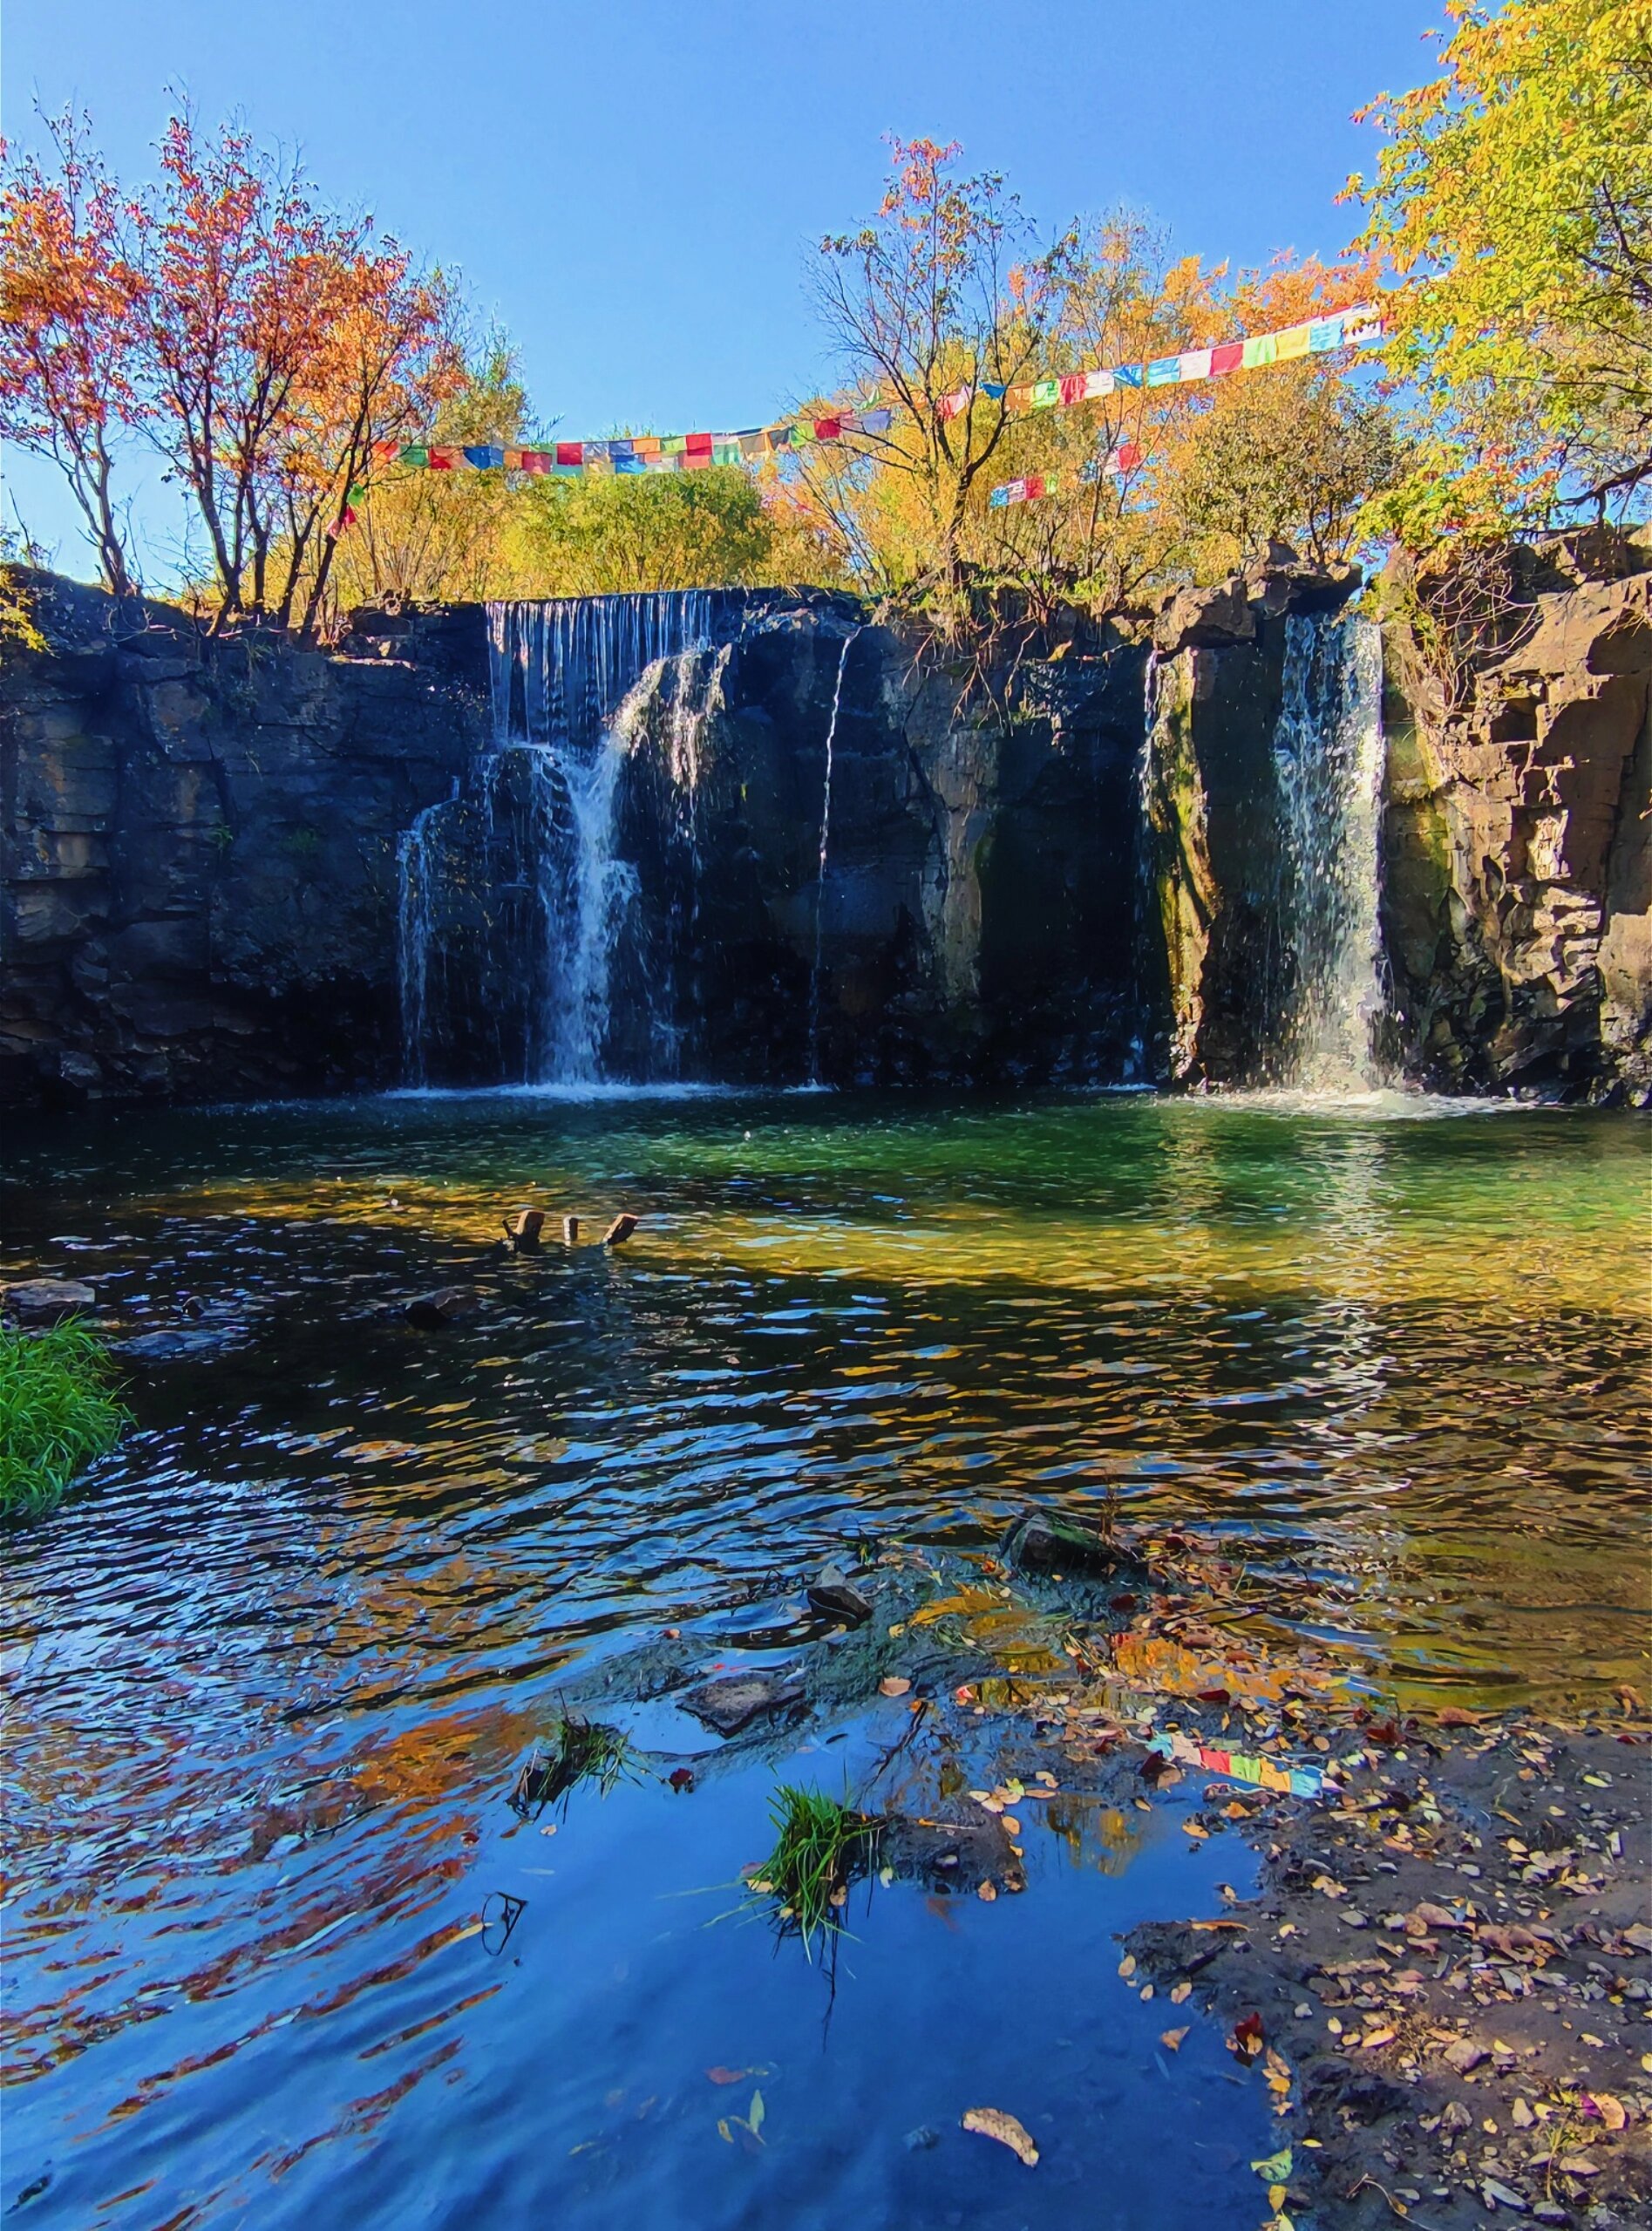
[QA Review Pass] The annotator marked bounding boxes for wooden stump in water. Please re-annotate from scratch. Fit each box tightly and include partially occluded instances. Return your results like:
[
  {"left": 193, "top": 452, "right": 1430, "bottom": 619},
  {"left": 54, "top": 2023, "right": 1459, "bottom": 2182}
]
[
  {"left": 502, "top": 1207, "right": 545, "bottom": 1254},
  {"left": 602, "top": 1214, "right": 639, "bottom": 1248},
  {"left": 561, "top": 1215, "right": 581, "bottom": 1246}
]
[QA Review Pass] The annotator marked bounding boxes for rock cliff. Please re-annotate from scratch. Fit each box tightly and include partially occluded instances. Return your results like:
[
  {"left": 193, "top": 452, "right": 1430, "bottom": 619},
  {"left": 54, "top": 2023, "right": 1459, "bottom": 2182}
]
[
  {"left": 1382, "top": 544, "right": 1652, "bottom": 1101},
  {"left": 0, "top": 573, "right": 486, "bottom": 1106}
]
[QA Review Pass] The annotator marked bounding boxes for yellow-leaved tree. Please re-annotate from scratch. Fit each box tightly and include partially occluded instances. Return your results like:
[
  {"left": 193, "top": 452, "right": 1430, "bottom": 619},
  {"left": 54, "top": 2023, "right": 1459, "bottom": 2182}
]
[{"left": 1351, "top": 0, "right": 1652, "bottom": 534}]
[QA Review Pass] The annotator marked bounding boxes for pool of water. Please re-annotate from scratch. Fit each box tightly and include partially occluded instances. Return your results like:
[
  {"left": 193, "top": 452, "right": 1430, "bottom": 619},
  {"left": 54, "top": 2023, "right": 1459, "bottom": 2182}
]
[{"left": 3, "top": 1089, "right": 1647, "bottom": 2227}]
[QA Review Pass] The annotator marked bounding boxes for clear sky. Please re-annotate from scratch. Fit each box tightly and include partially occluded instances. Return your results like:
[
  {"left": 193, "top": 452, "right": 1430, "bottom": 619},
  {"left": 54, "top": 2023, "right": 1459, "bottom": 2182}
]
[{"left": 3, "top": 0, "right": 1444, "bottom": 588}]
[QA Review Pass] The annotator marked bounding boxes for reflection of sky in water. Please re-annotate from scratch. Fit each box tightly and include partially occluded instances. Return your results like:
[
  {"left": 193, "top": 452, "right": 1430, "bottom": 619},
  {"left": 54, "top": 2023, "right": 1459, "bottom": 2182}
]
[{"left": 2, "top": 1092, "right": 1647, "bottom": 2227}]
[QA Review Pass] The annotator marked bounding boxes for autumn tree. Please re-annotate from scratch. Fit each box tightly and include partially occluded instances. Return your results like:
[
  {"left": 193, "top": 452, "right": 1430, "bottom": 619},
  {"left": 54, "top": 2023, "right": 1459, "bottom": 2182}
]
[
  {"left": 131, "top": 110, "right": 459, "bottom": 630},
  {"left": 506, "top": 463, "right": 843, "bottom": 596},
  {"left": 1352, "top": 0, "right": 1652, "bottom": 532},
  {"left": 810, "top": 137, "right": 1064, "bottom": 611},
  {"left": 0, "top": 110, "right": 145, "bottom": 595}
]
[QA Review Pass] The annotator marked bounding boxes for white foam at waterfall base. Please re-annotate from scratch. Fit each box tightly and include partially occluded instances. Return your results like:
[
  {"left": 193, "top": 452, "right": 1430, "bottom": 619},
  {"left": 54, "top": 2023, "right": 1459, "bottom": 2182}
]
[{"left": 1272, "top": 612, "right": 1388, "bottom": 1093}]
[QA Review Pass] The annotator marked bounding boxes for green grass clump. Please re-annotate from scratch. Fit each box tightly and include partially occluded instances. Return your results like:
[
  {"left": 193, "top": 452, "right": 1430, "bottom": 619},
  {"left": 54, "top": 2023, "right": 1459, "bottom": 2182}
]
[
  {"left": 749, "top": 1785, "right": 878, "bottom": 1958},
  {"left": 511, "top": 1714, "right": 640, "bottom": 1816},
  {"left": 0, "top": 1319, "right": 130, "bottom": 1515}
]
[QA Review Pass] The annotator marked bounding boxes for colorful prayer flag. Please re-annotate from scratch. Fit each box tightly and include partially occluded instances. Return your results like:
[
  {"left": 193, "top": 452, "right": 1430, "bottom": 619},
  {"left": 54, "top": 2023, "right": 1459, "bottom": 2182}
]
[
  {"left": 1307, "top": 314, "right": 1345, "bottom": 353},
  {"left": 371, "top": 439, "right": 401, "bottom": 466},
  {"left": 1107, "top": 441, "right": 1144, "bottom": 473},
  {"left": 711, "top": 440, "right": 741, "bottom": 466},
  {"left": 1146, "top": 356, "right": 1181, "bottom": 387},
  {"left": 518, "top": 451, "right": 551, "bottom": 475},
  {"left": 427, "top": 446, "right": 460, "bottom": 470},
  {"left": 556, "top": 442, "right": 583, "bottom": 470},
  {"left": 1030, "top": 378, "right": 1062, "bottom": 409},
  {"left": 613, "top": 453, "right": 646, "bottom": 474},
  {"left": 1082, "top": 369, "right": 1115, "bottom": 400},
  {"left": 1059, "top": 372, "right": 1088, "bottom": 406},
  {"left": 1275, "top": 323, "right": 1312, "bottom": 363},
  {"left": 399, "top": 445, "right": 430, "bottom": 466},
  {"left": 1005, "top": 384, "right": 1036, "bottom": 411},
  {"left": 1241, "top": 334, "right": 1277, "bottom": 370},
  {"left": 1113, "top": 364, "right": 1145, "bottom": 389},
  {"left": 1209, "top": 343, "right": 1243, "bottom": 377},
  {"left": 685, "top": 432, "right": 713, "bottom": 458},
  {"left": 463, "top": 445, "right": 504, "bottom": 469},
  {"left": 1177, "top": 349, "right": 1213, "bottom": 383},
  {"left": 859, "top": 406, "right": 894, "bottom": 434}
]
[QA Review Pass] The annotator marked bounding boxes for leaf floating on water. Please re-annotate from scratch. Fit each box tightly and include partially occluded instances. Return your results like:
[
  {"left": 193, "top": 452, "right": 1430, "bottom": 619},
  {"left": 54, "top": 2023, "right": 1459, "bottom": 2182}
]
[
  {"left": 976, "top": 1880, "right": 997, "bottom": 1902},
  {"left": 1159, "top": 2027, "right": 1189, "bottom": 2051},
  {"left": 962, "top": 2106, "right": 1039, "bottom": 2166},
  {"left": 717, "top": 2119, "right": 733, "bottom": 2145},
  {"left": 879, "top": 1677, "right": 912, "bottom": 1697},
  {"left": 748, "top": 2090, "right": 765, "bottom": 2137},
  {"left": 707, "top": 2066, "right": 758, "bottom": 2085},
  {"left": 1251, "top": 2147, "right": 1293, "bottom": 2181}
]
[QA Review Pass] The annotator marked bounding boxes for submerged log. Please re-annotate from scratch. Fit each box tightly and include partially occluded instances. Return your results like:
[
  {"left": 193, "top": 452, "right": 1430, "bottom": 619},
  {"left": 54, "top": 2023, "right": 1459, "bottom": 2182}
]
[
  {"left": 602, "top": 1214, "right": 639, "bottom": 1248},
  {"left": 403, "top": 1285, "right": 481, "bottom": 1330},
  {"left": 502, "top": 1207, "right": 545, "bottom": 1253}
]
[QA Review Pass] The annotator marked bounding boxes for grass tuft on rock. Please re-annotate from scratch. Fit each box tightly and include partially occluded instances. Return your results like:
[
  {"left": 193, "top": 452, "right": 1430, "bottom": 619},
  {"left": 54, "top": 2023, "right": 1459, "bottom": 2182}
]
[
  {"left": 749, "top": 1785, "right": 878, "bottom": 1958},
  {"left": 512, "top": 1714, "right": 640, "bottom": 1817},
  {"left": 0, "top": 1320, "right": 129, "bottom": 1515}
]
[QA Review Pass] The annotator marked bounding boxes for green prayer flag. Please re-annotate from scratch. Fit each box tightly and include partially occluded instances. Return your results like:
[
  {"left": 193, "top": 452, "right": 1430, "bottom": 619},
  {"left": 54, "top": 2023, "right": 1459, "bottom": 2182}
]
[
  {"left": 1241, "top": 334, "right": 1278, "bottom": 370},
  {"left": 400, "top": 446, "right": 429, "bottom": 467}
]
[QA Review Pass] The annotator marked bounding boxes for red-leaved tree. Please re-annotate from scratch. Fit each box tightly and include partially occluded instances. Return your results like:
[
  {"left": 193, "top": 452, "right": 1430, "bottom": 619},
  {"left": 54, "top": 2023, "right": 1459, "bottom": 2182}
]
[{"left": 0, "top": 109, "right": 146, "bottom": 595}]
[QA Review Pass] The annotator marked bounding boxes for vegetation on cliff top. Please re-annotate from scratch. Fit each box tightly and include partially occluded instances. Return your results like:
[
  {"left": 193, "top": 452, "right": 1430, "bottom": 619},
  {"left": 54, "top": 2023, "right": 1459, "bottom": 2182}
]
[{"left": 1, "top": 0, "right": 1644, "bottom": 631}]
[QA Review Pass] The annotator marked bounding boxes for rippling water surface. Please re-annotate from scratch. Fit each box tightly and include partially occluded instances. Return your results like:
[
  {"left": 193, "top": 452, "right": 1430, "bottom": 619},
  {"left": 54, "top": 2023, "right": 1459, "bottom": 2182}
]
[{"left": 3, "top": 1091, "right": 1647, "bottom": 2228}]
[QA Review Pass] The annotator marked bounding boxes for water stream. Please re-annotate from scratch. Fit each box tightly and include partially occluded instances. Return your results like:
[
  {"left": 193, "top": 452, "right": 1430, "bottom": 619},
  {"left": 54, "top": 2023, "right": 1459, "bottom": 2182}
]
[
  {"left": 807, "top": 627, "right": 860, "bottom": 1085},
  {"left": 1270, "top": 613, "right": 1387, "bottom": 1092}
]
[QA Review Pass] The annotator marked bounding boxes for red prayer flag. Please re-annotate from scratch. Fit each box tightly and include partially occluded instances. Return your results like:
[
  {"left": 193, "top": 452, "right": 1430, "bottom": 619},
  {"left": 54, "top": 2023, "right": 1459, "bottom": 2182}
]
[
  {"left": 1113, "top": 442, "right": 1144, "bottom": 472},
  {"left": 1209, "top": 343, "right": 1243, "bottom": 378},
  {"left": 427, "top": 446, "right": 459, "bottom": 470},
  {"left": 812, "top": 417, "right": 842, "bottom": 441},
  {"left": 1058, "top": 373, "right": 1088, "bottom": 406},
  {"left": 555, "top": 442, "right": 583, "bottom": 468},
  {"left": 684, "top": 432, "right": 713, "bottom": 457}
]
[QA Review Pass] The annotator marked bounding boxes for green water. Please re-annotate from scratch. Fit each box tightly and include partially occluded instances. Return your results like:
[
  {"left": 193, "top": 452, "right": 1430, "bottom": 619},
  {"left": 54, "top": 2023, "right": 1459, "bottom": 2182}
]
[{"left": 2, "top": 1088, "right": 1647, "bottom": 2228}]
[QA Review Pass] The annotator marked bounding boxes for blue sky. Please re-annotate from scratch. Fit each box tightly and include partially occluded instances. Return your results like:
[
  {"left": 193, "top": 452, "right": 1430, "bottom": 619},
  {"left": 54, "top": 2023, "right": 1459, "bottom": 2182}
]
[{"left": 3, "top": 0, "right": 1444, "bottom": 588}]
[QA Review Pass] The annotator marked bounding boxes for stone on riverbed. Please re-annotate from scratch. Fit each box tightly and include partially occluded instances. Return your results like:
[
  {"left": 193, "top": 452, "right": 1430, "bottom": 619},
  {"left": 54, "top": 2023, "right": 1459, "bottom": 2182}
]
[
  {"left": 3, "top": 1279, "right": 98, "bottom": 1323},
  {"left": 1000, "top": 1509, "right": 1150, "bottom": 1585},
  {"left": 879, "top": 1813, "right": 1025, "bottom": 1896},
  {"left": 680, "top": 1670, "right": 806, "bottom": 1737},
  {"left": 806, "top": 1564, "right": 873, "bottom": 1627},
  {"left": 115, "top": 1327, "right": 239, "bottom": 1364},
  {"left": 403, "top": 1286, "right": 482, "bottom": 1330}
]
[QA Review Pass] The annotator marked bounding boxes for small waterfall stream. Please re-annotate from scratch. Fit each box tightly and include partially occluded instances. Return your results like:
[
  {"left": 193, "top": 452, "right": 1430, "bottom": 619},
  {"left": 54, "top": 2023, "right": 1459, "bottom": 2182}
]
[
  {"left": 1270, "top": 612, "right": 1387, "bottom": 1092},
  {"left": 395, "top": 782, "right": 457, "bottom": 1088},
  {"left": 807, "top": 628, "right": 860, "bottom": 1085}
]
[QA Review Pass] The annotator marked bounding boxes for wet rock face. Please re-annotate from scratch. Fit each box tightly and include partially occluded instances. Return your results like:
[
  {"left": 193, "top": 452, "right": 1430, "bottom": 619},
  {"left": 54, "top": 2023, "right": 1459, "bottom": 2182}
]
[
  {"left": 1382, "top": 556, "right": 1652, "bottom": 1102},
  {"left": 1, "top": 572, "right": 487, "bottom": 1110}
]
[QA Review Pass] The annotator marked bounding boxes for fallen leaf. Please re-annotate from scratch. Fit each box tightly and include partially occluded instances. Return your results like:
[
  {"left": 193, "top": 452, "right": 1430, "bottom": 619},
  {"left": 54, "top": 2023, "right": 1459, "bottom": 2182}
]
[
  {"left": 1251, "top": 2146, "right": 1293, "bottom": 2181},
  {"left": 706, "top": 2067, "right": 749, "bottom": 2085},
  {"left": 1360, "top": 2028, "right": 1397, "bottom": 2051},
  {"left": 717, "top": 2119, "right": 733, "bottom": 2144},
  {"left": 1171, "top": 1981, "right": 1193, "bottom": 2003},
  {"left": 962, "top": 2106, "right": 1039, "bottom": 2166},
  {"left": 748, "top": 2090, "right": 765, "bottom": 2138},
  {"left": 1118, "top": 1955, "right": 1137, "bottom": 1978},
  {"left": 976, "top": 1881, "right": 997, "bottom": 1902},
  {"left": 1183, "top": 1819, "right": 1209, "bottom": 1840},
  {"left": 1585, "top": 2093, "right": 1626, "bottom": 2132},
  {"left": 879, "top": 1677, "right": 912, "bottom": 1697},
  {"left": 1437, "top": 1706, "right": 1484, "bottom": 1727},
  {"left": 1160, "top": 2026, "right": 1189, "bottom": 2051}
]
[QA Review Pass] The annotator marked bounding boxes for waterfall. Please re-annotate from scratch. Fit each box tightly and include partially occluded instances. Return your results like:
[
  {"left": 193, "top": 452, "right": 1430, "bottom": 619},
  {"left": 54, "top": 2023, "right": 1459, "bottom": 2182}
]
[
  {"left": 485, "top": 593, "right": 716, "bottom": 1083},
  {"left": 396, "top": 781, "right": 457, "bottom": 1087},
  {"left": 1270, "top": 612, "right": 1387, "bottom": 1092},
  {"left": 807, "top": 628, "right": 860, "bottom": 1085}
]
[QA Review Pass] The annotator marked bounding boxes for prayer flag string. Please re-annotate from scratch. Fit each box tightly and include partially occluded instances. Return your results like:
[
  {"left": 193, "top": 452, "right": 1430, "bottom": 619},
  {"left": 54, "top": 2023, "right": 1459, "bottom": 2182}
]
[{"left": 349, "top": 300, "right": 1387, "bottom": 525}]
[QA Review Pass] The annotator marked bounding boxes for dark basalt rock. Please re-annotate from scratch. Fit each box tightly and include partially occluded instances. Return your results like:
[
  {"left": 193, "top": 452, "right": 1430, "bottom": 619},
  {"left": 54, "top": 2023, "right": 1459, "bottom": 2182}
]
[
  {"left": 403, "top": 1286, "right": 481, "bottom": 1330},
  {"left": 806, "top": 1565, "right": 874, "bottom": 1627}
]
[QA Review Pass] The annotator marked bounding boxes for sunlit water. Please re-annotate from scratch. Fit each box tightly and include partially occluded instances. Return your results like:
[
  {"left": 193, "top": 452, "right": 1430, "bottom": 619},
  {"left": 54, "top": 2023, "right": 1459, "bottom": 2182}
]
[{"left": 3, "top": 1092, "right": 1647, "bottom": 2228}]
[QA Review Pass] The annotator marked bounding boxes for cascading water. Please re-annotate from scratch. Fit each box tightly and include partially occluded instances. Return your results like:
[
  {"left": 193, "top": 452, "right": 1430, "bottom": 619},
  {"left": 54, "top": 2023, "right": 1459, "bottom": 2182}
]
[
  {"left": 807, "top": 628, "right": 860, "bottom": 1085},
  {"left": 486, "top": 593, "right": 716, "bottom": 1083},
  {"left": 396, "top": 782, "right": 457, "bottom": 1087},
  {"left": 1269, "top": 611, "right": 1387, "bottom": 1092}
]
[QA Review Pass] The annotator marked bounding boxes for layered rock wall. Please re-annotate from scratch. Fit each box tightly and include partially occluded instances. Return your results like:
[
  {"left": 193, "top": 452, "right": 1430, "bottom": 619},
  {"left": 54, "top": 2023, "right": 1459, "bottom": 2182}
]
[
  {"left": 0, "top": 575, "right": 486, "bottom": 1107},
  {"left": 1382, "top": 557, "right": 1652, "bottom": 1099}
]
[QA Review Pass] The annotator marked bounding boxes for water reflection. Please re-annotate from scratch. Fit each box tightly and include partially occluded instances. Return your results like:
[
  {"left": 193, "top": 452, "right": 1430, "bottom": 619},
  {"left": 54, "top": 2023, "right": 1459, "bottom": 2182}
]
[{"left": 2, "top": 1092, "right": 1647, "bottom": 2226}]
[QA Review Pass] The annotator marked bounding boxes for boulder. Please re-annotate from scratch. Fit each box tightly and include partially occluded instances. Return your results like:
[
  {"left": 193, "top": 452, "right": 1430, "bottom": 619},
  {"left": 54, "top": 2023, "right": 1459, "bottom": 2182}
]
[
  {"left": 3, "top": 1278, "right": 97, "bottom": 1323},
  {"left": 1152, "top": 577, "right": 1256, "bottom": 656},
  {"left": 806, "top": 1564, "right": 873, "bottom": 1627}
]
